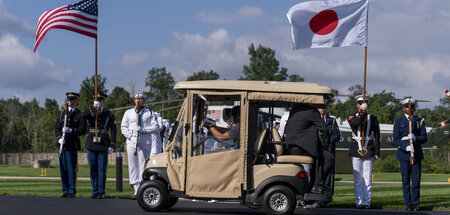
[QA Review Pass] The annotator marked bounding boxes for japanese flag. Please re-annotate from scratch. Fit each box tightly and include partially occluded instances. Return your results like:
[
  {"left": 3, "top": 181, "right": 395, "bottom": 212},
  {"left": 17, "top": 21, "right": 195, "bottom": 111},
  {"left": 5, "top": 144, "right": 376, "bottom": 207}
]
[{"left": 287, "top": 0, "right": 368, "bottom": 50}]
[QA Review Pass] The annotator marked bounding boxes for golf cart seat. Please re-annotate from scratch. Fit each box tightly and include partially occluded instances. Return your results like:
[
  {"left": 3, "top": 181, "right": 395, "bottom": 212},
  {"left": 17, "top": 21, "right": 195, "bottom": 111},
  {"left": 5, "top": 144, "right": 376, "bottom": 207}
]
[{"left": 271, "top": 128, "right": 314, "bottom": 164}]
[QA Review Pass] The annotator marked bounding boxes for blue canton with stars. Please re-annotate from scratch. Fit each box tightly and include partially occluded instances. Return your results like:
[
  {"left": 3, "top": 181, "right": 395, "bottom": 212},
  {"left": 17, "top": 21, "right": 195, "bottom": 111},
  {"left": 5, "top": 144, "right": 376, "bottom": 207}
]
[{"left": 69, "top": 0, "right": 98, "bottom": 16}]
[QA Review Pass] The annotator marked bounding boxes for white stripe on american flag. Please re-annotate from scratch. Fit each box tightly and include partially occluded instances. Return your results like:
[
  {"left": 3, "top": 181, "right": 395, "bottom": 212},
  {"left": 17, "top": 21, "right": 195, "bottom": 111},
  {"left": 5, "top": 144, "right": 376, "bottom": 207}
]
[{"left": 34, "top": 3, "right": 97, "bottom": 52}]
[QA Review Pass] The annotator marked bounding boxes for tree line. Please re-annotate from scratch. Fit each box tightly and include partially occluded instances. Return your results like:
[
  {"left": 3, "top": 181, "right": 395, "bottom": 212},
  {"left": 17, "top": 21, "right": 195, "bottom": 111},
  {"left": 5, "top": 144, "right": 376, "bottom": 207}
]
[{"left": 0, "top": 44, "right": 448, "bottom": 153}]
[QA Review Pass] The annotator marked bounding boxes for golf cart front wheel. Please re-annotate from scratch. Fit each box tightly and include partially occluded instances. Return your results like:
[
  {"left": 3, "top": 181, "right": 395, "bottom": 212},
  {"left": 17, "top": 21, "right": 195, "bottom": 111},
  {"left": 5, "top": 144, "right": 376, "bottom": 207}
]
[
  {"left": 137, "top": 180, "right": 168, "bottom": 212},
  {"left": 262, "top": 185, "right": 296, "bottom": 215}
]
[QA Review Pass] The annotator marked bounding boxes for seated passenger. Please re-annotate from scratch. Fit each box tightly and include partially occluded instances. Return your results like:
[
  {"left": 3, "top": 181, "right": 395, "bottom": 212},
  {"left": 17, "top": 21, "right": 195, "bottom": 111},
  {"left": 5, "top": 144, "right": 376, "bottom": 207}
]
[
  {"left": 284, "top": 103, "right": 334, "bottom": 195},
  {"left": 205, "top": 106, "right": 240, "bottom": 151}
]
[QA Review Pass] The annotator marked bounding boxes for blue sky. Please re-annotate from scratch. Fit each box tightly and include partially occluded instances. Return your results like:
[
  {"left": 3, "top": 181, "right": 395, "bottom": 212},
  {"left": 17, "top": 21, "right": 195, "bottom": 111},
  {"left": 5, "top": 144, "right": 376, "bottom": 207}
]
[{"left": 0, "top": 0, "right": 449, "bottom": 109}]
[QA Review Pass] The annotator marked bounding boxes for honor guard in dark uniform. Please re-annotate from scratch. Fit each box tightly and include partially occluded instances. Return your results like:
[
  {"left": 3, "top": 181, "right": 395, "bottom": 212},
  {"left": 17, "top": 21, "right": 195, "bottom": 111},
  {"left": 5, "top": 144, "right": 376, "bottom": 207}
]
[
  {"left": 347, "top": 95, "right": 380, "bottom": 209},
  {"left": 393, "top": 98, "right": 427, "bottom": 211},
  {"left": 83, "top": 92, "right": 116, "bottom": 199},
  {"left": 54, "top": 92, "right": 86, "bottom": 198}
]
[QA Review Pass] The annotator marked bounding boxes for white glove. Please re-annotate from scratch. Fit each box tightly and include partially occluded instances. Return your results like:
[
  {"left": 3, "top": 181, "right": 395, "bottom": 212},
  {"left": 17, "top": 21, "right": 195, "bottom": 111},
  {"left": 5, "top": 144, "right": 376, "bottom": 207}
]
[
  {"left": 408, "top": 133, "right": 416, "bottom": 141},
  {"left": 401, "top": 136, "right": 409, "bottom": 141},
  {"left": 374, "top": 155, "right": 379, "bottom": 160},
  {"left": 134, "top": 126, "right": 144, "bottom": 134},
  {"left": 62, "top": 127, "right": 72, "bottom": 133},
  {"left": 405, "top": 145, "right": 412, "bottom": 152},
  {"left": 93, "top": 101, "right": 100, "bottom": 108},
  {"left": 108, "top": 147, "right": 114, "bottom": 154},
  {"left": 360, "top": 103, "right": 368, "bottom": 111},
  {"left": 58, "top": 138, "right": 65, "bottom": 145}
]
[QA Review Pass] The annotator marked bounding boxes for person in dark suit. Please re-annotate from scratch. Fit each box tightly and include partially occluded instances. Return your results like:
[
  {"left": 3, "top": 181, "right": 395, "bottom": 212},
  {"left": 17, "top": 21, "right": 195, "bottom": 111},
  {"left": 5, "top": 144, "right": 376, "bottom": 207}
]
[
  {"left": 393, "top": 98, "right": 427, "bottom": 211},
  {"left": 316, "top": 105, "right": 340, "bottom": 207},
  {"left": 54, "top": 92, "right": 86, "bottom": 198},
  {"left": 83, "top": 92, "right": 116, "bottom": 199},
  {"left": 284, "top": 103, "right": 333, "bottom": 194}
]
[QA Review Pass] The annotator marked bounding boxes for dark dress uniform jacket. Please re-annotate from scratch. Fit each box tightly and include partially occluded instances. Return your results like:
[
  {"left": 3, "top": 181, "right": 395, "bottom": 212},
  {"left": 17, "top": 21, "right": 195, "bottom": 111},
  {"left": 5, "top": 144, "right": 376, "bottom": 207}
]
[
  {"left": 347, "top": 111, "right": 380, "bottom": 158},
  {"left": 393, "top": 115, "right": 427, "bottom": 161},
  {"left": 284, "top": 104, "right": 327, "bottom": 158},
  {"left": 83, "top": 106, "right": 116, "bottom": 151},
  {"left": 54, "top": 108, "right": 86, "bottom": 151}
]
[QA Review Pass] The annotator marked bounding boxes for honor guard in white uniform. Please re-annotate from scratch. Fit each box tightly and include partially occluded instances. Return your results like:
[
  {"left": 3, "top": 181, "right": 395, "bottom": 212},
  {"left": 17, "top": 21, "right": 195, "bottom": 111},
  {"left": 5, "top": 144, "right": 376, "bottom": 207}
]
[
  {"left": 121, "top": 93, "right": 161, "bottom": 199},
  {"left": 347, "top": 95, "right": 380, "bottom": 209}
]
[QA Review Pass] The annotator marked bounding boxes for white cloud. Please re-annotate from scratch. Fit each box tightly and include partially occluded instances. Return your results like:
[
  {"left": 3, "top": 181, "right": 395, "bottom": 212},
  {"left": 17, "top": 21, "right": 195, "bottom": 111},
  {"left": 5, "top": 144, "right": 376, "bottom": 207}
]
[
  {"left": 0, "top": 0, "right": 34, "bottom": 37},
  {"left": 120, "top": 51, "right": 151, "bottom": 67},
  {"left": 238, "top": 5, "right": 263, "bottom": 17},
  {"left": 197, "top": 10, "right": 235, "bottom": 24},
  {"left": 197, "top": 5, "right": 263, "bottom": 24},
  {"left": 0, "top": 34, "right": 71, "bottom": 90},
  {"left": 158, "top": 29, "right": 252, "bottom": 80}
]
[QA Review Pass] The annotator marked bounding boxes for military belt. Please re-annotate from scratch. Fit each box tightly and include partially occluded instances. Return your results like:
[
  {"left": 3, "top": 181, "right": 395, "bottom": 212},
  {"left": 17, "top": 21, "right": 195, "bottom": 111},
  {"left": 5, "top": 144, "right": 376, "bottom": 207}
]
[{"left": 89, "top": 129, "right": 108, "bottom": 133}]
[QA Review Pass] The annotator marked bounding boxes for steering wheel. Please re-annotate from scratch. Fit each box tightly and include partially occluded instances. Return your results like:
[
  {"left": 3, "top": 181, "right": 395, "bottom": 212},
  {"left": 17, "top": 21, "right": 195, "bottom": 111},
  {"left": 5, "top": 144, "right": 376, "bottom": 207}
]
[{"left": 193, "top": 136, "right": 220, "bottom": 151}]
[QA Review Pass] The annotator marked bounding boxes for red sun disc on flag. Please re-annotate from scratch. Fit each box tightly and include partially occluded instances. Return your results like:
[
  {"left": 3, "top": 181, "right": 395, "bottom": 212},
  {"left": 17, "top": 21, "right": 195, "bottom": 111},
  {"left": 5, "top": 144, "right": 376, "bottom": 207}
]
[{"left": 309, "top": 10, "right": 339, "bottom": 35}]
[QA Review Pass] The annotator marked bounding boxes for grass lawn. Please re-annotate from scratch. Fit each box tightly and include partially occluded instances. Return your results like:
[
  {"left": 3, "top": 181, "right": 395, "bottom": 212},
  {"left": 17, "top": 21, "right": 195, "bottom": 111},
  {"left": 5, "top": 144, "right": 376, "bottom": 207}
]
[
  {"left": 0, "top": 164, "right": 129, "bottom": 178},
  {"left": 330, "top": 183, "right": 450, "bottom": 211},
  {"left": 0, "top": 179, "right": 134, "bottom": 199},
  {"left": 335, "top": 172, "right": 450, "bottom": 182},
  {"left": 0, "top": 179, "right": 448, "bottom": 211},
  {"left": 1, "top": 165, "right": 449, "bottom": 211}
]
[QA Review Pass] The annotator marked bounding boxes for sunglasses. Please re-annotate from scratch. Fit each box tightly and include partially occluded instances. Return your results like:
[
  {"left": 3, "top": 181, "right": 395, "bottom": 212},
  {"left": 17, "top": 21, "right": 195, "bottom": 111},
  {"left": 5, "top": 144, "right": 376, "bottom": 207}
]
[
  {"left": 357, "top": 101, "right": 364, "bottom": 105},
  {"left": 67, "top": 96, "right": 77, "bottom": 101}
]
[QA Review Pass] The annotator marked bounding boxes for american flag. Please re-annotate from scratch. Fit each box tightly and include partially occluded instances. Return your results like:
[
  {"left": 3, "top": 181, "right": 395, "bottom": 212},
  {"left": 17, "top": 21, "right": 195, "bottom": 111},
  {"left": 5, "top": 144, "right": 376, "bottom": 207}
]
[{"left": 34, "top": 0, "right": 98, "bottom": 52}]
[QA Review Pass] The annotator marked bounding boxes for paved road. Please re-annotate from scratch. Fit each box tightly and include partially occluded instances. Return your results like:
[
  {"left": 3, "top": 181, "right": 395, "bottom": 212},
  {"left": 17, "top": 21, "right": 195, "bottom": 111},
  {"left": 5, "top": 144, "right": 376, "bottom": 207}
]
[{"left": 1, "top": 195, "right": 448, "bottom": 215}]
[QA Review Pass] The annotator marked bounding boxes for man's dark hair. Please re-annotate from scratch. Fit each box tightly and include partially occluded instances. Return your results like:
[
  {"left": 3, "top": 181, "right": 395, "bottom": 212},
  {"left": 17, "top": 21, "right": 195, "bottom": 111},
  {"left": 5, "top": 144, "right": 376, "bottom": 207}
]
[{"left": 231, "top": 106, "right": 240, "bottom": 117}]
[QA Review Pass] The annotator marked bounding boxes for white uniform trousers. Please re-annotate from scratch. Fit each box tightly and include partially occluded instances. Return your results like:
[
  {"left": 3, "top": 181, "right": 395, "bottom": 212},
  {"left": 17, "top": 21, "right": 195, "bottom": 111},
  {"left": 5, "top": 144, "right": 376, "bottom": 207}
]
[
  {"left": 352, "top": 157, "right": 374, "bottom": 207},
  {"left": 127, "top": 143, "right": 150, "bottom": 195}
]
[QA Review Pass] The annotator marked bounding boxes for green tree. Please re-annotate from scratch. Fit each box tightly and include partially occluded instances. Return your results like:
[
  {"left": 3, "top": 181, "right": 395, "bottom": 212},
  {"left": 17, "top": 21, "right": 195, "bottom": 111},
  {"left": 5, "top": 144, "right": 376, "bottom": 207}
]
[
  {"left": 78, "top": 75, "right": 108, "bottom": 111},
  {"left": 328, "top": 87, "right": 402, "bottom": 124},
  {"left": 241, "top": 44, "right": 288, "bottom": 81},
  {"left": 105, "top": 87, "right": 133, "bottom": 109},
  {"left": 186, "top": 70, "right": 220, "bottom": 81},
  {"left": 145, "top": 67, "right": 181, "bottom": 122},
  {"left": 0, "top": 97, "right": 28, "bottom": 152},
  {"left": 288, "top": 74, "right": 304, "bottom": 82},
  {"left": 105, "top": 87, "right": 134, "bottom": 151},
  {"left": 145, "top": 67, "right": 176, "bottom": 102}
]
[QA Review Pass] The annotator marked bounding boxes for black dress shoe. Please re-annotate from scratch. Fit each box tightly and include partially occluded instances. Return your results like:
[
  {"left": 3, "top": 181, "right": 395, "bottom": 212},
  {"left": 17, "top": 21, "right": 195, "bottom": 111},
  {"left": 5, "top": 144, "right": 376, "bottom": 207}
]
[
  {"left": 90, "top": 194, "right": 98, "bottom": 199},
  {"left": 356, "top": 205, "right": 364, "bottom": 209},
  {"left": 131, "top": 195, "right": 137, "bottom": 200},
  {"left": 97, "top": 194, "right": 106, "bottom": 199},
  {"left": 364, "top": 205, "right": 370, "bottom": 209},
  {"left": 406, "top": 205, "right": 412, "bottom": 211},
  {"left": 412, "top": 205, "right": 419, "bottom": 211},
  {"left": 67, "top": 194, "right": 76, "bottom": 198},
  {"left": 311, "top": 186, "right": 323, "bottom": 194},
  {"left": 60, "top": 193, "right": 68, "bottom": 198}
]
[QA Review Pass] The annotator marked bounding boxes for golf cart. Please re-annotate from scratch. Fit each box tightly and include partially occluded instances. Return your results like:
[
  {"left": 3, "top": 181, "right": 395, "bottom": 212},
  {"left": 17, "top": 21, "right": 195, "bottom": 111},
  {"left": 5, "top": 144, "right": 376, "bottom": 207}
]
[{"left": 137, "top": 80, "right": 335, "bottom": 215}]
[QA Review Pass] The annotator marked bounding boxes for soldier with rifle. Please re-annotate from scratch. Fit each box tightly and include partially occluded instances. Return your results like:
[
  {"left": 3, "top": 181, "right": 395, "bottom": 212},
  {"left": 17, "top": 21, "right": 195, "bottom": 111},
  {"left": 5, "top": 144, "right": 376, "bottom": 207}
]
[
  {"left": 83, "top": 92, "right": 116, "bottom": 199},
  {"left": 121, "top": 93, "right": 161, "bottom": 199},
  {"left": 393, "top": 98, "right": 427, "bottom": 211},
  {"left": 347, "top": 95, "right": 380, "bottom": 209},
  {"left": 54, "top": 92, "right": 86, "bottom": 198}
]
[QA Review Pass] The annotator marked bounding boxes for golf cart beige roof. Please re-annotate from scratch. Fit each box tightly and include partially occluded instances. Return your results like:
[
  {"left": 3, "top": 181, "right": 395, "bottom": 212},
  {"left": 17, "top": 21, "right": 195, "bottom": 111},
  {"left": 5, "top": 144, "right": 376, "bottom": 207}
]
[
  {"left": 174, "top": 80, "right": 331, "bottom": 94},
  {"left": 174, "top": 80, "right": 332, "bottom": 104}
]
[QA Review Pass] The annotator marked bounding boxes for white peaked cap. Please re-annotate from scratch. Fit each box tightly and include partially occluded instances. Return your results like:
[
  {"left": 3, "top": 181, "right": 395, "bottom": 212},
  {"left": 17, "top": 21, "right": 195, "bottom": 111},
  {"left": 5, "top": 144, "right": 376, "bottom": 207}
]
[{"left": 401, "top": 98, "right": 415, "bottom": 105}]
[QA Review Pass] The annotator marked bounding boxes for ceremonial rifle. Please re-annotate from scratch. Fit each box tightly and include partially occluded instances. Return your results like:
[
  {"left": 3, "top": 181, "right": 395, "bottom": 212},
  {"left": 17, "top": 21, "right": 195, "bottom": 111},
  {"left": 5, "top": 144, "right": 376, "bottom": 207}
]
[
  {"left": 408, "top": 102, "right": 415, "bottom": 165},
  {"left": 134, "top": 102, "right": 140, "bottom": 156},
  {"left": 59, "top": 102, "right": 69, "bottom": 157}
]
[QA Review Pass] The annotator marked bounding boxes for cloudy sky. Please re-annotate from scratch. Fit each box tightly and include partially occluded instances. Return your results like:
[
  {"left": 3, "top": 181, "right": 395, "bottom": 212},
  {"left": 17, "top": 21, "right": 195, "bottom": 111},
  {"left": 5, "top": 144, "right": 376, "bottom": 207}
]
[{"left": 0, "top": 0, "right": 449, "bottom": 108}]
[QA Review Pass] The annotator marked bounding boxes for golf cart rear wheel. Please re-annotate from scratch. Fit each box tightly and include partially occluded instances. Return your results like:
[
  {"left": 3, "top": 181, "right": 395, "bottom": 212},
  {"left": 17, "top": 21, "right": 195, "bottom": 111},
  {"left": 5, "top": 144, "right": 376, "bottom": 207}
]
[
  {"left": 262, "top": 185, "right": 296, "bottom": 215},
  {"left": 137, "top": 180, "right": 168, "bottom": 212}
]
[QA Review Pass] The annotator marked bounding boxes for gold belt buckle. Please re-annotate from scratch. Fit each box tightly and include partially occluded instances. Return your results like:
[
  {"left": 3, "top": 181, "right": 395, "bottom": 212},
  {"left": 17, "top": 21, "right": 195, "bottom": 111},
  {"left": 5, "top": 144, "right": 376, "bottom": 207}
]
[{"left": 93, "top": 136, "right": 101, "bottom": 143}]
